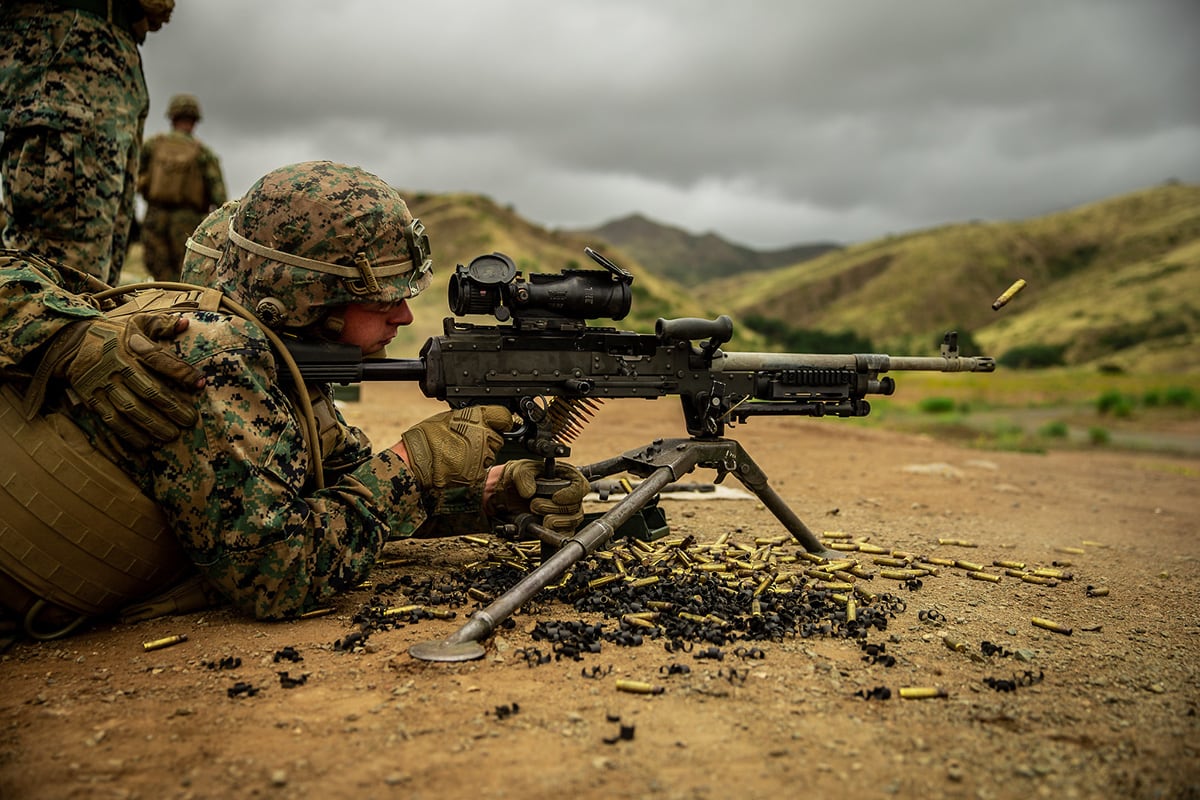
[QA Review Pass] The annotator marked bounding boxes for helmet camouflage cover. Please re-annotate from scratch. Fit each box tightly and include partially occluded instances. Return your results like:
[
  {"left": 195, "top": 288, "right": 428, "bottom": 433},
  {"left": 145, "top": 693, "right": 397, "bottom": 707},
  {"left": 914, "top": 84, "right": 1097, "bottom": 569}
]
[
  {"left": 215, "top": 161, "right": 433, "bottom": 331},
  {"left": 166, "top": 93, "right": 203, "bottom": 121},
  {"left": 181, "top": 199, "right": 239, "bottom": 284}
]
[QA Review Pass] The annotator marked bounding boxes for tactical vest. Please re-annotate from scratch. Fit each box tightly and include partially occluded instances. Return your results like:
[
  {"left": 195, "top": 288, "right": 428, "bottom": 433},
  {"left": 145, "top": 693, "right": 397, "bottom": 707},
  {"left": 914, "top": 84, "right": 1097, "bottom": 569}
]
[
  {"left": 0, "top": 281, "right": 338, "bottom": 638},
  {"left": 144, "top": 135, "right": 206, "bottom": 210},
  {"left": 0, "top": 286, "right": 222, "bottom": 638}
]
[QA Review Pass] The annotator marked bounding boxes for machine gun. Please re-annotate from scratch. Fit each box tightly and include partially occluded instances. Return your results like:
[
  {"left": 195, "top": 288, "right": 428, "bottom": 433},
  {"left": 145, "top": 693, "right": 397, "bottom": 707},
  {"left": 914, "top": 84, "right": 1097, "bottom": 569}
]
[{"left": 285, "top": 248, "right": 996, "bottom": 661}]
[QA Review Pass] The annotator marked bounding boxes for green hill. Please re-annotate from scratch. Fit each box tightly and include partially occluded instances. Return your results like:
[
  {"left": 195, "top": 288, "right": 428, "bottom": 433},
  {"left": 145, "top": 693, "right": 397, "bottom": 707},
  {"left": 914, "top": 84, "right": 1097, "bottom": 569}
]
[
  {"left": 385, "top": 183, "right": 1199, "bottom": 374},
  {"left": 697, "top": 182, "right": 1200, "bottom": 372}
]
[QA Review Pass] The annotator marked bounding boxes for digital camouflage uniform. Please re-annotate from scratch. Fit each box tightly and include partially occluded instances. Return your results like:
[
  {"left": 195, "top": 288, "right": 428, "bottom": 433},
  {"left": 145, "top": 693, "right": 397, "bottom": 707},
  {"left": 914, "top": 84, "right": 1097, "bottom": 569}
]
[
  {"left": 139, "top": 97, "right": 227, "bottom": 282},
  {"left": 0, "top": 0, "right": 172, "bottom": 287},
  {"left": 0, "top": 162, "right": 451, "bottom": 620}
]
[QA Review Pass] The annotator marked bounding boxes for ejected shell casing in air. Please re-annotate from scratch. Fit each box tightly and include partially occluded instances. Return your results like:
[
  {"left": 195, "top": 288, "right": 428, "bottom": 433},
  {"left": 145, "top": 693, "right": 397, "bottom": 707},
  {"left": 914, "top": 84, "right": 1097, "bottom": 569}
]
[{"left": 992, "top": 279, "right": 1027, "bottom": 310}]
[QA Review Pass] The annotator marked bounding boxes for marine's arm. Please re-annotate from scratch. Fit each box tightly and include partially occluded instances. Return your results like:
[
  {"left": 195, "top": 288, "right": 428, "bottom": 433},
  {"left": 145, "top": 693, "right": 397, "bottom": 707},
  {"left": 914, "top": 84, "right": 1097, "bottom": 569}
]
[
  {"left": 144, "top": 314, "right": 428, "bottom": 619},
  {"left": 201, "top": 145, "right": 228, "bottom": 208},
  {"left": 0, "top": 255, "right": 105, "bottom": 370},
  {"left": 0, "top": 254, "right": 204, "bottom": 444}
]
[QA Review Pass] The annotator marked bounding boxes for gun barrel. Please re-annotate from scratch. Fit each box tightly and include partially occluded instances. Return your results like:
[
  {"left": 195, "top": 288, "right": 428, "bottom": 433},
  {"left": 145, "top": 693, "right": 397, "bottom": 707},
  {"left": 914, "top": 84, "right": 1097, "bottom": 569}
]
[
  {"left": 720, "top": 352, "right": 995, "bottom": 374},
  {"left": 886, "top": 355, "right": 995, "bottom": 372}
]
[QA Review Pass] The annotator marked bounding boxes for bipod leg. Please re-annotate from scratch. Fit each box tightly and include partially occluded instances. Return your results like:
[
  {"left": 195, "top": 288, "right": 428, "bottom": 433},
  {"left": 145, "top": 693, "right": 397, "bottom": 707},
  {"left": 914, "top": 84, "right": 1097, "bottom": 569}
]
[
  {"left": 408, "top": 462, "right": 684, "bottom": 663},
  {"left": 718, "top": 441, "right": 833, "bottom": 556},
  {"left": 613, "top": 438, "right": 833, "bottom": 557}
]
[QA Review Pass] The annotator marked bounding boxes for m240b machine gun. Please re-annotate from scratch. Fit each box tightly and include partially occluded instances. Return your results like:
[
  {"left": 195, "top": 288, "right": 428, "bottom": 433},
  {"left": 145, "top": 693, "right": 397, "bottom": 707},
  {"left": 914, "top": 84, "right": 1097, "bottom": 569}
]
[{"left": 286, "top": 248, "right": 996, "bottom": 661}]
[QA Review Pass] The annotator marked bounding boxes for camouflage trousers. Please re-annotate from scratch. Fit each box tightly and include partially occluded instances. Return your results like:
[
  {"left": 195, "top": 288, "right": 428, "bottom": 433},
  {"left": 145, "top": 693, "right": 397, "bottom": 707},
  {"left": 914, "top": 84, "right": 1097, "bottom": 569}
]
[
  {"left": 141, "top": 205, "right": 206, "bottom": 282},
  {"left": 0, "top": 6, "right": 148, "bottom": 286}
]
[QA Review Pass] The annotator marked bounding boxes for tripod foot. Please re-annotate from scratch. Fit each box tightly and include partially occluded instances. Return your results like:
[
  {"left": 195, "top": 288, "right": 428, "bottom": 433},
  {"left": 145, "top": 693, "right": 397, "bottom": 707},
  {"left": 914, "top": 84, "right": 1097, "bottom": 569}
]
[{"left": 408, "top": 639, "right": 487, "bottom": 662}]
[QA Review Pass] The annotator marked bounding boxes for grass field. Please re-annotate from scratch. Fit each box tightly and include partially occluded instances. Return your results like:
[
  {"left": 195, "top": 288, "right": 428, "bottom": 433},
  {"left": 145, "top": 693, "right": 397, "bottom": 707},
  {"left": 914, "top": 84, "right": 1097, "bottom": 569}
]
[{"left": 860, "top": 368, "right": 1200, "bottom": 457}]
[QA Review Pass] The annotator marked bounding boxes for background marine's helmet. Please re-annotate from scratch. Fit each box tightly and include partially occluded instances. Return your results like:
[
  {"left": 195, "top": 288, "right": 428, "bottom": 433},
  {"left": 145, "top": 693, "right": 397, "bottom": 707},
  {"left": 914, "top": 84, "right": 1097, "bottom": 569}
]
[
  {"left": 166, "top": 93, "right": 203, "bottom": 121},
  {"left": 214, "top": 161, "right": 433, "bottom": 332}
]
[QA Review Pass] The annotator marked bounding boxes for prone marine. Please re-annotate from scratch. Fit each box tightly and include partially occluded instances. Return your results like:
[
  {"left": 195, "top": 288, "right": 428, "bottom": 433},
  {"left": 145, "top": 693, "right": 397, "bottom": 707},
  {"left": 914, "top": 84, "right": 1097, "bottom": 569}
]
[{"left": 0, "top": 160, "right": 588, "bottom": 641}]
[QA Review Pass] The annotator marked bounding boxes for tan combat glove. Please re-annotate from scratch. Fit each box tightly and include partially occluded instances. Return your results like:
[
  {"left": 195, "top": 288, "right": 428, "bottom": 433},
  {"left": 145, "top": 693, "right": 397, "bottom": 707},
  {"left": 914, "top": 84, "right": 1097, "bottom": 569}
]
[
  {"left": 488, "top": 459, "right": 590, "bottom": 533},
  {"left": 399, "top": 406, "right": 515, "bottom": 503},
  {"left": 29, "top": 313, "right": 205, "bottom": 448}
]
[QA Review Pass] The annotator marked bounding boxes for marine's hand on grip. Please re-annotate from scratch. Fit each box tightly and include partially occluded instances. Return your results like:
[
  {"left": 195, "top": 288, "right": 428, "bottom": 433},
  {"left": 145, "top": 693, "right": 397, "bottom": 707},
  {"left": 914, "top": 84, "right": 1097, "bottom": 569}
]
[
  {"left": 487, "top": 459, "right": 590, "bottom": 533},
  {"left": 398, "top": 405, "right": 515, "bottom": 494},
  {"left": 38, "top": 313, "right": 205, "bottom": 448}
]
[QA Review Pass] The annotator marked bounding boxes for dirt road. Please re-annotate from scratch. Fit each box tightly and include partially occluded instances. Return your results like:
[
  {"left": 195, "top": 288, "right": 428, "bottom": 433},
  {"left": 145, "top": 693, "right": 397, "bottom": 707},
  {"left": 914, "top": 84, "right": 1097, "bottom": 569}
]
[{"left": 2, "top": 384, "right": 1197, "bottom": 800}]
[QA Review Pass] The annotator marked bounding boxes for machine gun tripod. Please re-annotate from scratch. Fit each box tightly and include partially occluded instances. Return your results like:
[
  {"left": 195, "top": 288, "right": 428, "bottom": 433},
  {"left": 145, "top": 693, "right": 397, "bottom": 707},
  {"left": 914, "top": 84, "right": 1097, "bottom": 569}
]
[{"left": 408, "top": 435, "right": 833, "bottom": 662}]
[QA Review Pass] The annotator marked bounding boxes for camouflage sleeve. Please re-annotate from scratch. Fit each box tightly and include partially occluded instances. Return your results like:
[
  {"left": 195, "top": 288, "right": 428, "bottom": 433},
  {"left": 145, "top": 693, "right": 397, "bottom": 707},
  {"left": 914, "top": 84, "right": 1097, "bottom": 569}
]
[
  {"left": 313, "top": 386, "right": 374, "bottom": 481},
  {"left": 136, "top": 136, "right": 154, "bottom": 197},
  {"left": 315, "top": 390, "right": 490, "bottom": 540},
  {"left": 200, "top": 145, "right": 227, "bottom": 207},
  {"left": 138, "top": 312, "right": 429, "bottom": 619},
  {"left": 0, "top": 255, "right": 104, "bottom": 370}
]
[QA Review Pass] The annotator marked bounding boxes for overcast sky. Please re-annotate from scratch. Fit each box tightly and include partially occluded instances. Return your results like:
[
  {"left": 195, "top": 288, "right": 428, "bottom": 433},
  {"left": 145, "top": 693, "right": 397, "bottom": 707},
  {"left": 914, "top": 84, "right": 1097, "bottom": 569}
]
[{"left": 140, "top": 0, "right": 1199, "bottom": 249}]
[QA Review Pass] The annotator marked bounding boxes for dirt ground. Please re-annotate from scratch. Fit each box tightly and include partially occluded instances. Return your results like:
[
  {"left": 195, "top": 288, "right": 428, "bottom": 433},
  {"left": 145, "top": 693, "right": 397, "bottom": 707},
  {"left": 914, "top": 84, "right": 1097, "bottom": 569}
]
[{"left": 2, "top": 383, "right": 1198, "bottom": 800}]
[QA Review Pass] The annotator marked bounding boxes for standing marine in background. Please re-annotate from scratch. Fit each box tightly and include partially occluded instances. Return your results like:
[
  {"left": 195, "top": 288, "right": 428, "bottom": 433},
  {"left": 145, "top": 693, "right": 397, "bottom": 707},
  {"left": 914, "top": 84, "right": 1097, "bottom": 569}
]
[
  {"left": 0, "top": 0, "right": 175, "bottom": 286},
  {"left": 138, "top": 93, "right": 227, "bottom": 282}
]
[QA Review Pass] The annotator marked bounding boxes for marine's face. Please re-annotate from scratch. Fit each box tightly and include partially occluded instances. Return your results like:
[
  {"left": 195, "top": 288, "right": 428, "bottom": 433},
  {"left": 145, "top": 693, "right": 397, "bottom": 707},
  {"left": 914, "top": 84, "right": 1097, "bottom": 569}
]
[{"left": 338, "top": 300, "right": 414, "bottom": 355}]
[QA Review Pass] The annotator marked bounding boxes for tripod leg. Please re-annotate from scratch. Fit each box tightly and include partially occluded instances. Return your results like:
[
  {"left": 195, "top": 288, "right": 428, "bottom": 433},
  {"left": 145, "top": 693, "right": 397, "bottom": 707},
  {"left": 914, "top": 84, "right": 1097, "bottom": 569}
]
[
  {"left": 610, "top": 438, "right": 831, "bottom": 556},
  {"left": 723, "top": 442, "right": 829, "bottom": 555},
  {"left": 409, "top": 463, "right": 681, "bottom": 662}
]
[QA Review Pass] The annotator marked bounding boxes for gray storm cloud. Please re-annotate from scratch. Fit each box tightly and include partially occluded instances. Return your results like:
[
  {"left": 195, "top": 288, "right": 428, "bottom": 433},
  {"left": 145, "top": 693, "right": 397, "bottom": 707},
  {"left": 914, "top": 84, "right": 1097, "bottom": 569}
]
[{"left": 141, "top": 0, "right": 1200, "bottom": 248}]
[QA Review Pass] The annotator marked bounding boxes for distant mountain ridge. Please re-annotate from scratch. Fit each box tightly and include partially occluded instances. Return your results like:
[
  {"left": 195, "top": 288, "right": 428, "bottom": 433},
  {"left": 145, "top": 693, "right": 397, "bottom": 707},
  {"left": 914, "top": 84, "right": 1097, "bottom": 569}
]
[{"left": 577, "top": 213, "right": 840, "bottom": 284}]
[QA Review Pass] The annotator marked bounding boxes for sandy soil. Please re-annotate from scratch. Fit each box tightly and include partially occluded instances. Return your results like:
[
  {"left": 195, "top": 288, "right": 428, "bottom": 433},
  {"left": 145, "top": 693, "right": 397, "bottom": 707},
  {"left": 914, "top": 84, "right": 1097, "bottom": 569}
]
[{"left": 2, "top": 383, "right": 1197, "bottom": 800}]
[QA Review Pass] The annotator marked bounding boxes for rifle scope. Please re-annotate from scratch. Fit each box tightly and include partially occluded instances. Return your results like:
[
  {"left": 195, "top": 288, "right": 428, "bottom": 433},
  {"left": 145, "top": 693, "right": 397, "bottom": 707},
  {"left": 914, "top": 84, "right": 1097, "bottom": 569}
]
[{"left": 448, "top": 251, "right": 633, "bottom": 322}]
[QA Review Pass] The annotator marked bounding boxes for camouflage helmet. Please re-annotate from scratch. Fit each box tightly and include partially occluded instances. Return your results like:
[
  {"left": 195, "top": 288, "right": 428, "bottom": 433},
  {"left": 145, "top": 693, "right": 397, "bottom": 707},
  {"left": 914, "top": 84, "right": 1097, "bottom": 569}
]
[
  {"left": 216, "top": 161, "right": 433, "bottom": 331},
  {"left": 181, "top": 200, "right": 239, "bottom": 285},
  {"left": 166, "top": 93, "right": 202, "bottom": 121}
]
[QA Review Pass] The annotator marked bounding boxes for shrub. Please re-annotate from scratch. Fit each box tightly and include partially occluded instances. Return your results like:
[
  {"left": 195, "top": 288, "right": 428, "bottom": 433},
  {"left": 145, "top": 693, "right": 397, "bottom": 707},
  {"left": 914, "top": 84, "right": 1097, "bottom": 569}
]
[
  {"left": 918, "top": 396, "right": 957, "bottom": 415},
  {"left": 1096, "top": 390, "right": 1135, "bottom": 417},
  {"left": 741, "top": 314, "right": 875, "bottom": 353},
  {"left": 1039, "top": 420, "right": 1069, "bottom": 438},
  {"left": 1088, "top": 427, "right": 1111, "bottom": 445},
  {"left": 998, "top": 344, "right": 1067, "bottom": 369},
  {"left": 1163, "top": 386, "right": 1198, "bottom": 408}
]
